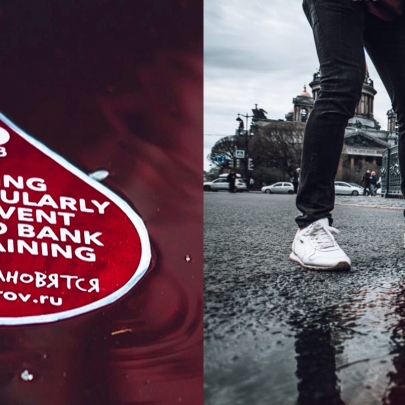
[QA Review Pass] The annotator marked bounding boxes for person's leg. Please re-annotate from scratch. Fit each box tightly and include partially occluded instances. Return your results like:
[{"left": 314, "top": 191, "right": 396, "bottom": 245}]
[
  {"left": 370, "top": 184, "right": 375, "bottom": 196},
  {"left": 290, "top": 0, "right": 367, "bottom": 270},
  {"left": 296, "top": 0, "right": 366, "bottom": 228},
  {"left": 362, "top": 14, "right": 405, "bottom": 197}
]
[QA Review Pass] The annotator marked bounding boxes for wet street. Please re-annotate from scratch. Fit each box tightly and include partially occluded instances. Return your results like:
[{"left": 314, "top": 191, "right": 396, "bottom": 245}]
[{"left": 204, "top": 192, "right": 405, "bottom": 405}]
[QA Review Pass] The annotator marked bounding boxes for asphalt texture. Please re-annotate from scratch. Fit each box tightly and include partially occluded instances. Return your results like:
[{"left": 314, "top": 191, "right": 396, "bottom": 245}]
[{"left": 204, "top": 191, "right": 405, "bottom": 405}]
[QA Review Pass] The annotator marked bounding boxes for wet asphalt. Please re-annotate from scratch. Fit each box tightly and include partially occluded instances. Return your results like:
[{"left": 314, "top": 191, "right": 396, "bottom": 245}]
[{"left": 204, "top": 191, "right": 405, "bottom": 405}]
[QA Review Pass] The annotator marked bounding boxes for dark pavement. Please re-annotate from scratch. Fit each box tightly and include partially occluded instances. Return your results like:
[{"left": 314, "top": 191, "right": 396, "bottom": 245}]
[{"left": 204, "top": 191, "right": 405, "bottom": 405}]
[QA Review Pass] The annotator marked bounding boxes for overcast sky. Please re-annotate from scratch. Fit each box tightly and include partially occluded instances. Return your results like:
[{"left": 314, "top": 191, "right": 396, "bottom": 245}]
[{"left": 204, "top": 0, "right": 392, "bottom": 171}]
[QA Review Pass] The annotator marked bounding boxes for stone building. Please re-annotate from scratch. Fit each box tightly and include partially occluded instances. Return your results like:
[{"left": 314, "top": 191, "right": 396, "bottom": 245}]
[
  {"left": 285, "top": 85, "right": 314, "bottom": 123},
  {"left": 308, "top": 68, "right": 397, "bottom": 179},
  {"left": 255, "top": 68, "right": 397, "bottom": 181}
]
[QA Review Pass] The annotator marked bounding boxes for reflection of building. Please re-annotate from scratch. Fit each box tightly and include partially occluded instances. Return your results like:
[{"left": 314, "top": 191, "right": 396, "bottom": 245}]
[{"left": 256, "top": 68, "right": 397, "bottom": 180}]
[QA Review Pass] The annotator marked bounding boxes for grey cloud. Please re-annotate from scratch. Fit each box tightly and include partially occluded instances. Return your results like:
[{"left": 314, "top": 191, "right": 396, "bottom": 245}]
[{"left": 205, "top": 47, "right": 290, "bottom": 72}]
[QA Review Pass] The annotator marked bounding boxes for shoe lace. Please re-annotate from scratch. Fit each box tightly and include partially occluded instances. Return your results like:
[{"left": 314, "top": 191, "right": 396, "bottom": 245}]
[{"left": 306, "top": 223, "right": 339, "bottom": 249}]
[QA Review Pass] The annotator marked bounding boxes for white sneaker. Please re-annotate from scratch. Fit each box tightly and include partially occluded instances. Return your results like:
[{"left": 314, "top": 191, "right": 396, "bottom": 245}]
[{"left": 289, "top": 218, "right": 351, "bottom": 270}]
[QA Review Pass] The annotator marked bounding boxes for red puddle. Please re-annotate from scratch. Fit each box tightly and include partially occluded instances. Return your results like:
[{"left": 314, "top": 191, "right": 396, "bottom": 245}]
[{"left": 0, "top": 1, "right": 203, "bottom": 404}]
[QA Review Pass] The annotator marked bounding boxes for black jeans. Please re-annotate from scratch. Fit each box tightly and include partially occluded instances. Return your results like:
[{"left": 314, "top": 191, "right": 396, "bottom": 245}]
[{"left": 296, "top": 0, "right": 405, "bottom": 228}]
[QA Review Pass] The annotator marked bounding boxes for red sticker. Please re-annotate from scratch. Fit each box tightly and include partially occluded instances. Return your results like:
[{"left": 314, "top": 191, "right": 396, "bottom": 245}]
[{"left": 0, "top": 113, "right": 151, "bottom": 325}]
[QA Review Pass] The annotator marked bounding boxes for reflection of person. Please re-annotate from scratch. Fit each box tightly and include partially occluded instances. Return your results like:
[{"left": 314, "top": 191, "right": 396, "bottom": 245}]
[
  {"left": 370, "top": 171, "right": 377, "bottom": 196},
  {"left": 0, "top": 1, "right": 203, "bottom": 404},
  {"left": 295, "top": 325, "right": 346, "bottom": 405},
  {"left": 290, "top": 0, "right": 405, "bottom": 271},
  {"left": 227, "top": 170, "right": 237, "bottom": 193},
  {"left": 291, "top": 168, "right": 300, "bottom": 195},
  {"left": 362, "top": 169, "right": 372, "bottom": 196}
]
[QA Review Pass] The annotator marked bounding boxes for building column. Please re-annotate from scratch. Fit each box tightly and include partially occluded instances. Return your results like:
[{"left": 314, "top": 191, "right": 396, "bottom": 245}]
[
  {"left": 361, "top": 156, "right": 366, "bottom": 170},
  {"left": 350, "top": 156, "right": 354, "bottom": 170}
]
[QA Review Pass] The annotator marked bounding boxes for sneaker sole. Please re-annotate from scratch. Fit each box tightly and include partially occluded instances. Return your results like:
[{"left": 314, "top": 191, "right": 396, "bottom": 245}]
[{"left": 289, "top": 252, "right": 351, "bottom": 271}]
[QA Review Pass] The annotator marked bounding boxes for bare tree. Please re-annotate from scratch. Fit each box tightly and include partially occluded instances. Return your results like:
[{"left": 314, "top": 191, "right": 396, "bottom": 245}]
[
  {"left": 249, "top": 121, "right": 305, "bottom": 177},
  {"left": 207, "top": 135, "right": 246, "bottom": 167},
  {"left": 204, "top": 167, "right": 220, "bottom": 181}
]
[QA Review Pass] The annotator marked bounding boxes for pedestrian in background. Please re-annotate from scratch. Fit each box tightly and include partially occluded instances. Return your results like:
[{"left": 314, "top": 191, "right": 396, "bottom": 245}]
[
  {"left": 291, "top": 167, "right": 300, "bottom": 194},
  {"left": 362, "top": 169, "right": 371, "bottom": 196},
  {"left": 370, "top": 171, "right": 377, "bottom": 196},
  {"left": 249, "top": 177, "right": 255, "bottom": 191},
  {"left": 290, "top": 0, "right": 405, "bottom": 271},
  {"left": 227, "top": 170, "right": 237, "bottom": 193},
  {"left": 377, "top": 176, "right": 382, "bottom": 190}
]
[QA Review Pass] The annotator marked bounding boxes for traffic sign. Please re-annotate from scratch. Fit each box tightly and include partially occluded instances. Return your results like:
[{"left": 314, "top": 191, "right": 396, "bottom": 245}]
[
  {"left": 235, "top": 150, "right": 245, "bottom": 158},
  {"left": 0, "top": 113, "right": 152, "bottom": 325},
  {"left": 215, "top": 156, "right": 226, "bottom": 163}
]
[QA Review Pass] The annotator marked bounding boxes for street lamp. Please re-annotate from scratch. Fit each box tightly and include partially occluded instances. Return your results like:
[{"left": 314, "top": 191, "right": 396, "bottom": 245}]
[{"left": 236, "top": 112, "right": 254, "bottom": 181}]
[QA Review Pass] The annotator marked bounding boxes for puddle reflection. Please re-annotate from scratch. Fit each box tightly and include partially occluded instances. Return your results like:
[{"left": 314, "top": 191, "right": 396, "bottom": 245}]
[
  {"left": 382, "top": 284, "right": 405, "bottom": 405},
  {"left": 295, "top": 323, "right": 346, "bottom": 405},
  {"left": 291, "top": 284, "right": 405, "bottom": 405}
]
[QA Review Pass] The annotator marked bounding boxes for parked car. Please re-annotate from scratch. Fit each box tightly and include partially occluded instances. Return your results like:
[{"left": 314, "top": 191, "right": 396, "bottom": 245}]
[
  {"left": 349, "top": 182, "right": 363, "bottom": 189},
  {"left": 203, "top": 177, "right": 247, "bottom": 192},
  {"left": 349, "top": 182, "right": 370, "bottom": 196},
  {"left": 261, "top": 182, "right": 294, "bottom": 194},
  {"left": 335, "top": 181, "right": 365, "bottom": 196}
]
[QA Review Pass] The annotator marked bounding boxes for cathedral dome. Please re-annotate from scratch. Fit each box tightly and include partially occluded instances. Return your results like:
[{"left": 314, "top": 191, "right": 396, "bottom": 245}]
[{"left": 300, "top": 85, "right": 311, "bottom": 97}]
